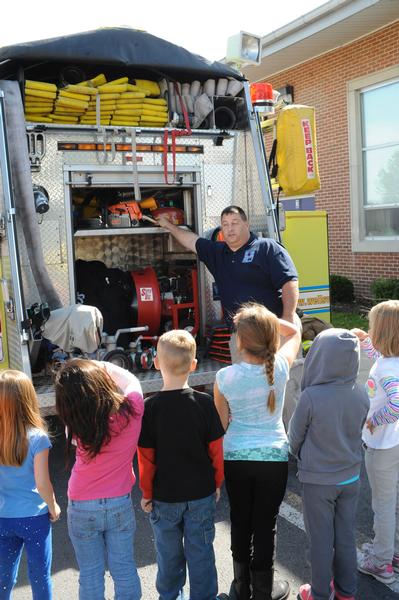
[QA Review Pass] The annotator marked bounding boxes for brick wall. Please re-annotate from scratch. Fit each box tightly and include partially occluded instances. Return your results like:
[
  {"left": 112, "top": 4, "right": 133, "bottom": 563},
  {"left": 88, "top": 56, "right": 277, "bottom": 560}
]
[{"left": 266, "top": 21, "right": 399, "bottom": 299}]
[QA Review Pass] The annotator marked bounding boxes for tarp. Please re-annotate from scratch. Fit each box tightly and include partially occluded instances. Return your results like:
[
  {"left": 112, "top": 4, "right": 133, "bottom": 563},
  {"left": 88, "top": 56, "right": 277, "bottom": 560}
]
[{"left": 0, "top": 27, "right": 245, "bottom": 82}]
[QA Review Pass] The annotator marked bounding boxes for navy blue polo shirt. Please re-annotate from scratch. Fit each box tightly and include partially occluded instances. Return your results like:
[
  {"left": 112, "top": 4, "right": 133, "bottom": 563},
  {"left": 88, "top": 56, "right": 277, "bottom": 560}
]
[{"left": 196, "top": 233, "right": 298, "bottom": 327}]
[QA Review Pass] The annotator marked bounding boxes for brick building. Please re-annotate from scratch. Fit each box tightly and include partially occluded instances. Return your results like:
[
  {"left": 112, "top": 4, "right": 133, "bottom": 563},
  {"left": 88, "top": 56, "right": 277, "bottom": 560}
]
[{"left": 245, "top": 0, "right": 399, "bottom": 299}]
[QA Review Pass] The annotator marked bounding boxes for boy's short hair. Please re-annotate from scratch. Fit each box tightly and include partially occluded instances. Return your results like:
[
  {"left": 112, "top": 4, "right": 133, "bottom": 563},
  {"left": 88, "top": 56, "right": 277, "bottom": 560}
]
[
  {"left": 157, "top": 330, "right": 196, "bottom": 375},
  {"left": 369, "top": 300, "right": 399, "bottom": 357}
]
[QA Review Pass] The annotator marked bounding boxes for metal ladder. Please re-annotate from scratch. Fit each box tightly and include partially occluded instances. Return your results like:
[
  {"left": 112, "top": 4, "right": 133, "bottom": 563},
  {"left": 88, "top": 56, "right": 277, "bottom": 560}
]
[{"left": 243, "top": 81, "right": 280, "bottom": 242}]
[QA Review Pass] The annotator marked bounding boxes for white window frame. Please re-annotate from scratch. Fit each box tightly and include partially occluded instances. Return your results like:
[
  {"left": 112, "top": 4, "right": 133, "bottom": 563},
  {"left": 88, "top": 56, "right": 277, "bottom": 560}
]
[{"left": 348, "top": 65, "right": 399, "bottom": 252}]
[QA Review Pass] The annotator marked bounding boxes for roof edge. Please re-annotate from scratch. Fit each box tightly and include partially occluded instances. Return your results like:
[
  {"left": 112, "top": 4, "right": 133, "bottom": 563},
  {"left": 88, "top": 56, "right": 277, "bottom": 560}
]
[
  {"left": 251, "top": 19, "right": 397, "bottom": 82},
  {"left": 259, "top": 0, "right": 379, "bottom": 52}
]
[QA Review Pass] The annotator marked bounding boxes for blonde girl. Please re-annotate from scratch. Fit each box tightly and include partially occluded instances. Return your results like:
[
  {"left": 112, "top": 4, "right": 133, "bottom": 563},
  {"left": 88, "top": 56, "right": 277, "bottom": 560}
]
[
  {"left": 214, "top": 303, "right": 300, "bottom": 600},
  {"left": 0, "top": 370, "right": 60, "bottom": 600},
  {"left": 353, "top": 300, "right": 399, "bottom": 585}
]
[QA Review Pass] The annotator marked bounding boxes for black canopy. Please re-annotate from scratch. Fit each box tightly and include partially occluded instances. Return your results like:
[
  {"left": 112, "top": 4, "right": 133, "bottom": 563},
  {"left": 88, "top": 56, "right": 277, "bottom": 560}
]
[{"left": 0, "top": 27, "right": 245, "bottom": 83}]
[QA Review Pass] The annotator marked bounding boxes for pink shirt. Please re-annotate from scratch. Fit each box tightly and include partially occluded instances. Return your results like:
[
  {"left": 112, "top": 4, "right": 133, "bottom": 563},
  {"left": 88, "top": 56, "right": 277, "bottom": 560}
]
[{"left": 68, "top": 363, "right": 144, "bottom": 501}]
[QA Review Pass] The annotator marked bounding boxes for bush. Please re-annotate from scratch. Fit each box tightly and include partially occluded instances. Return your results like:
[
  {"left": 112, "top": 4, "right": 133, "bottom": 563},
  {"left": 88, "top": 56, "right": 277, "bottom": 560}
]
[
  {"left": 371, "top": 278, "right": 399, "bottom": 301},
  {"left": 330, "top": 274, "right": 355, "bottom": 303}
]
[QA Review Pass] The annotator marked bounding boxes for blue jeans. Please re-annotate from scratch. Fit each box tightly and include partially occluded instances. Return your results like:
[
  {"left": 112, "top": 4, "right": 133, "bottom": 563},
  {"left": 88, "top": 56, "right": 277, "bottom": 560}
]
[
  {"left": 150, "top": 493, "right": 218, "bottom": 600},
  {"left": 0, "top": 512, "right": 52, "bottom": 600},
  {"left": 67, "top": 493, "right": 141, "bottom": 600}
]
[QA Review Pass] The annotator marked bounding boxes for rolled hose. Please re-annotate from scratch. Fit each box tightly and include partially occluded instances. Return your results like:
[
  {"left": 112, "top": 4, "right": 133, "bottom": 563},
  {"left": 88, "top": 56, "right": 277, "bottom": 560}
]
[{"left": 214, "top": 105, "right": 236, "bottom": 130}]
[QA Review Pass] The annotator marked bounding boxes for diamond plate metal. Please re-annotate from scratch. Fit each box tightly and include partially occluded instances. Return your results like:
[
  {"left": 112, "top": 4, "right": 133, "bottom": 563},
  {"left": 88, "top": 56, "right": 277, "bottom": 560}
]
[
  {"left": 29, "top": 135, "right": 71, "bottom": 304},
  {"left": 19, "top": 220, "right": 62, "bottom": 267},
  {"left": 75, "top": 233, "right": 165, "bottom": 272},
  {"left": 21, "top": 264, "right": 70, "bottom": 308}
]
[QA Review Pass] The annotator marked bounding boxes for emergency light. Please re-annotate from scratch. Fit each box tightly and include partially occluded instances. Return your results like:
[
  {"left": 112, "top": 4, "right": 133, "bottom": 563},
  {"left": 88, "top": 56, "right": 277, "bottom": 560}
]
[
  {"left": 57, "top": 142, "right": 203, "bottom": 154},
  {"left": 250, "top": 83, "right": 274, "bottom": 114}
]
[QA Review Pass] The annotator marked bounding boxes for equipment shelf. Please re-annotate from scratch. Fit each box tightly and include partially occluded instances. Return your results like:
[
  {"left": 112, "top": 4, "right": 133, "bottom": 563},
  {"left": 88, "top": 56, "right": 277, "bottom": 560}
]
[{"left": 74, "top": 226, "right": 190, "bottom": 237}]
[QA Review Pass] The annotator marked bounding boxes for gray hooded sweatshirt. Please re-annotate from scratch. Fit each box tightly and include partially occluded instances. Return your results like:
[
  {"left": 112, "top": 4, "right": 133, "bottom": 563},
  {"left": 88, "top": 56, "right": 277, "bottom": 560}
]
[{"left": 288, "top": 328, "right": 369, "bottom": 485}]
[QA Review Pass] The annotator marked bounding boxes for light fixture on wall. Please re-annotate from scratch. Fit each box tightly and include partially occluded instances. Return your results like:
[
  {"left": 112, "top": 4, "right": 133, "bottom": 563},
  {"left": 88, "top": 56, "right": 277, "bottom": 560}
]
[{"left": 277, "top": 85, "right": 294, "bottom": 105}]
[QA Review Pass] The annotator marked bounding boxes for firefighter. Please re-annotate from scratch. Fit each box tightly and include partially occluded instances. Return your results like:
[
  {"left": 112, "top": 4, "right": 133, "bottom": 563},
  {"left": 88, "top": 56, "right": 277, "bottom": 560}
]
[{"left": 157, "top": 205, "right": 299, "bottom": 362}]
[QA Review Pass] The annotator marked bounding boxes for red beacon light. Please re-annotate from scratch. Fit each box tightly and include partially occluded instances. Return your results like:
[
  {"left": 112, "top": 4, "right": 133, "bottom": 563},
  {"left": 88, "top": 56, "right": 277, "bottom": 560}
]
[{"left": 250, "top": 82, "right": 275, "bottom": 114}]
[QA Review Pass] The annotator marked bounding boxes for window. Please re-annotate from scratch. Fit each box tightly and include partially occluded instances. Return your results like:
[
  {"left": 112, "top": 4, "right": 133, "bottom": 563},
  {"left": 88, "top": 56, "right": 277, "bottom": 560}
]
[{"left": 348, "top": 66, "right": 399, "bottom": 252}]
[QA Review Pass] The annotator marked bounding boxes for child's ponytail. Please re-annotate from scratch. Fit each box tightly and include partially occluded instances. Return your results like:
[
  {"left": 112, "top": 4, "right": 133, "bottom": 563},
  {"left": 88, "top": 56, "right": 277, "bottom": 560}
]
[{"left": 264, "top": 350, "right": 276, "bottom": 413}]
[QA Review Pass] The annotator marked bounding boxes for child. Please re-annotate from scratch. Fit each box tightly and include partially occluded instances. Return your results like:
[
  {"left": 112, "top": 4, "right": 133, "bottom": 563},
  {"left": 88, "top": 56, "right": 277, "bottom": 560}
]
[
  {"left": 137, "top": 330, "right": 226, "bottom": 600},
  {"left": 0, "top": 369, "right": 60, "bottom": 600},
  {"left": 352, "top": 300, "right": 399, "bottom": 585},
  {"left": 289, "top": 328, "right": 369, "bottom": 600},
  {"left": 55, "top": 359, "right": 143, "bottom": 600},
  {"left": 214, "top": 303, "right": 301, "bottom": 600}
]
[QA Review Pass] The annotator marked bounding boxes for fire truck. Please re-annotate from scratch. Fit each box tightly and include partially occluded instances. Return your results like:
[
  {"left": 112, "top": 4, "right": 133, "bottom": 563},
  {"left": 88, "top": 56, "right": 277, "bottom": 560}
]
[{"left": 0, "top": 27, "right": 317, "bottom": 413}]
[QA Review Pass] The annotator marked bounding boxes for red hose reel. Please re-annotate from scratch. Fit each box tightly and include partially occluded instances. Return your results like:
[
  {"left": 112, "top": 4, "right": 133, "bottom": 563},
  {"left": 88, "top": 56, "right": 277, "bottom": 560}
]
[
  {"left": 130, "top": 266, "right": 199, "bottom": 337},
  {"left": 130, "top": 267, "right": 162, "bottom": 335}
]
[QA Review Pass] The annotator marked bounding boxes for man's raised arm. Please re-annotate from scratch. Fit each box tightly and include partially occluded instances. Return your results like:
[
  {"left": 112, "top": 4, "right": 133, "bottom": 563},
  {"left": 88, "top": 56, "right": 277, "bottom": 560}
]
[{"left": 156, "top": 215, "right": 199, "bottom": 253}]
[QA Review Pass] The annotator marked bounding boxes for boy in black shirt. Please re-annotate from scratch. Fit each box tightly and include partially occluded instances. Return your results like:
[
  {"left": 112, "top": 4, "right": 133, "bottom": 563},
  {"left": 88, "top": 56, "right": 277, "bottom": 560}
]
[{"left": 138, "top": 330, "right": 225, "bottom": 600}]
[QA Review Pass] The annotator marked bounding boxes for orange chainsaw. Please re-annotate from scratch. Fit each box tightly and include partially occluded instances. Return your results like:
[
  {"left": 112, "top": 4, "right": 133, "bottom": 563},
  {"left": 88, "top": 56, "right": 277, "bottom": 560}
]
[{"left": 107, "top": 200, "right": 157, "bottom": 227}]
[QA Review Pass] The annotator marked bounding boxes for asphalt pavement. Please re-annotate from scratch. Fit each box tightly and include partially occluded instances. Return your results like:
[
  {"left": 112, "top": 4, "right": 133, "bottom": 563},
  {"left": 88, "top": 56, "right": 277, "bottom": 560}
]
[{"left": 12, "top": 354, "right": 396, "bottom": 599}]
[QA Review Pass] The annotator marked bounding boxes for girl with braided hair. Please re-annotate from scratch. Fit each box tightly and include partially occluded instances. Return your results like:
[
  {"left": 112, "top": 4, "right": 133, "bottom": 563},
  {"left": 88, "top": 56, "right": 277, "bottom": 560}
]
[
  {"left": 214, "top": 303, "right": 300, "bottom": 600},
  {"left": 55, "top": 359, "right": 143, "bottom": 600}
]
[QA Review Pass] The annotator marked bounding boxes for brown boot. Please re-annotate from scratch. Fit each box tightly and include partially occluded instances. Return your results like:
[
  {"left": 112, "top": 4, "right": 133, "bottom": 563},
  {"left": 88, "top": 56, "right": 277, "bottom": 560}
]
[{"left": 250, "top": 569, "right": 290, "bottom": 600}]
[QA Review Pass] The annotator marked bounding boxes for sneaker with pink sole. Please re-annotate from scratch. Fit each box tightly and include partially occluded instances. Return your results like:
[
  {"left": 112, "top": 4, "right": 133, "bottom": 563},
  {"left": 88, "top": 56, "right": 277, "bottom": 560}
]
[
  {"left": 297, "top": 583, "right": 334, "bottom": 600},
  {"left": 357, "top": 555, "right": 395, "bottom": 584},
  {"left": 392, "top": 554, "right": 399, "bottom": 574}
]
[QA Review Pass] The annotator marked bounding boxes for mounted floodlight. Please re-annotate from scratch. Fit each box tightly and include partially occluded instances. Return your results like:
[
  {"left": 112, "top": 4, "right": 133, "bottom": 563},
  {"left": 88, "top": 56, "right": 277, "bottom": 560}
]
[{"left": 226, "top": 31, "right": 262, "bottom": 67}]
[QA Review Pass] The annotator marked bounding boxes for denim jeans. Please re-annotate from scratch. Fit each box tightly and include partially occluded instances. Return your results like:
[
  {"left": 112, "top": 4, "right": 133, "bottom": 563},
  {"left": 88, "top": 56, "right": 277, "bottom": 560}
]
[
  {"left": 67, "top": 493, "right": 141, "bottom": 600},
  {"left": 150, "top": 493, "right": 218, "bottom": 600},
  {"left": 0, "top": 512, "right": 52, "bottom": 600}
]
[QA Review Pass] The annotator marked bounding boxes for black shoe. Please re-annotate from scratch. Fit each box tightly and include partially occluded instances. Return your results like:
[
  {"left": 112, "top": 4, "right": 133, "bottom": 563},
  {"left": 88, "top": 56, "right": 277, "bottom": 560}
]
[
  {"left": 270, "top": 580, "right": 290, "bottom": 600},
  {"left": 250, "top": 569, "right": 290, "bottom": 600},
  {"left": 229, "top": 561, "right": 251, "bottom": 600}
]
